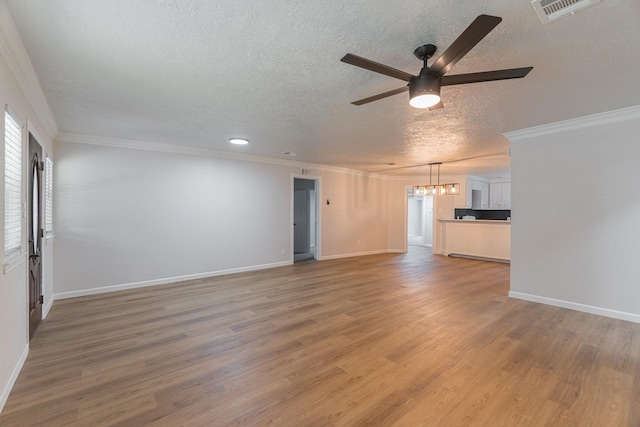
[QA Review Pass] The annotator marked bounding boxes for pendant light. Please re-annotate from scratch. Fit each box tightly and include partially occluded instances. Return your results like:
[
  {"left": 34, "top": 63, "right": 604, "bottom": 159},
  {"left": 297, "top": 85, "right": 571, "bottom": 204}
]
[
  {"left": 413, "top": 186, "right": 427, "bottom": 197},
  {"left": 413, "top": 162, "right": 460, "bottom": 197},
  {"left": 427, "top": 162, "right": 444, "bottom": 195},
  {"left": 444, "top": 183, "right": 460, "bottom": 195}
]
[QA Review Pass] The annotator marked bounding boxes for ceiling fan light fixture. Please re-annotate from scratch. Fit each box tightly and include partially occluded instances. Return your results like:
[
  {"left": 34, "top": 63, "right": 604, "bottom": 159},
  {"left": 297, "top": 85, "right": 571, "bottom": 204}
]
[
  {"left": 409, "top": 93, "right": 440, "bottom": 109},
  {"left": 409, "top": 74, "right": 441, "bottom": 108}
]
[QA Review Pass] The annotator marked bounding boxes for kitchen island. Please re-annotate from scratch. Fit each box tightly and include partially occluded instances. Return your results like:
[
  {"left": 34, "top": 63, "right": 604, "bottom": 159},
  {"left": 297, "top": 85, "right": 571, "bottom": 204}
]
[{"left": 438, "top": 219, "right": 511, "bottom": 262}]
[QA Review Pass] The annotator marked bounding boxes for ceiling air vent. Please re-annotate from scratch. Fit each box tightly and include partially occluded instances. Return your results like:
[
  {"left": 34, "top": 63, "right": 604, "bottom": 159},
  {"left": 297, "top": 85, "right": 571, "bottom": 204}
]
[{"left": 531, "top": 0, "right": 601, "bottom": 24}]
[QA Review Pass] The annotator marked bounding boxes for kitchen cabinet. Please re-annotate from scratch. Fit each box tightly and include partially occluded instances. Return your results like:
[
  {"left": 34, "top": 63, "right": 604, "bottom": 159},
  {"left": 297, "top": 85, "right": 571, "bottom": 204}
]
[
  {"left": 489, "top": 182, "right": 511, "bottom": 209},
  {"left": 464, "top": 179, "right": 472, "bottom": 208},
  {"left": 455, "top": 178, "right": 489, "bottom": 209},
  {"left": 483, "top": 185, "right": 489, "bottom": 208},
  {"left": 472, "top": 181, "right": 489, "bottom": 209}
]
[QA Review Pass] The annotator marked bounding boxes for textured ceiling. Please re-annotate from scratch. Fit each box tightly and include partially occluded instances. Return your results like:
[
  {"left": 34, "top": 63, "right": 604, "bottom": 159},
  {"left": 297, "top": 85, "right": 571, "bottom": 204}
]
[{"left": 5, "top": 0, "right": 640, "bottom": 178}]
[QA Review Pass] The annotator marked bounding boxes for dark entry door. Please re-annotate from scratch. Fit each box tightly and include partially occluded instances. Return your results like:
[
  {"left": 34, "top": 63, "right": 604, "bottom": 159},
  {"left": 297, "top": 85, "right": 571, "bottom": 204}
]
[
  {"left": 294, "top": 189, "right": 310, "bottom": 254},
  {"left": 28, "top": 133, "right": 43, "bottom": 339}
]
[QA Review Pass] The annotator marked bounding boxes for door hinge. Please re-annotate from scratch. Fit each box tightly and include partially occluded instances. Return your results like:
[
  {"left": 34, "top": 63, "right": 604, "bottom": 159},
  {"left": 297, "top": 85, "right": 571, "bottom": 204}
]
[
  {"left": 39, "top": 295, "right": 44, "bottom": 304},
  {"left": 39, "top": 161, "right": 45, "bottom": 171}
]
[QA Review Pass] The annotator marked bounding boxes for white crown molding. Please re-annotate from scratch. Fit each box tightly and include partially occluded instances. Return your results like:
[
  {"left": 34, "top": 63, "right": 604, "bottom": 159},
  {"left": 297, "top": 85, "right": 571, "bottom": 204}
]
[
  {"left": 0, "top": 3, "right": 58, "bottom": 139},
  {"left": 55, "top": 131, "right": 391, "bottom": 179},
  {"left": 55, "top": 132, "right": 477, "bottom": 182},
  {"left": 504, "top": 105, "right": 640, "bottom": 142}
]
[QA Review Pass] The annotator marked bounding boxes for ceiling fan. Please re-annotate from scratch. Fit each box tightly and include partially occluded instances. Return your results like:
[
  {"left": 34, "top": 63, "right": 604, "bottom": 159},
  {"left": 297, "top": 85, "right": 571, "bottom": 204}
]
[{"left": 341, "top": 15, "right": 533, "bottom": 109}]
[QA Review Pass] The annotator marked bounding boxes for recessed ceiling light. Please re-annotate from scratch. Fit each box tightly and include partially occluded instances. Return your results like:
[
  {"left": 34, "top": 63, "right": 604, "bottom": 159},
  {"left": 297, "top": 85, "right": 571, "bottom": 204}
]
[
  {"left": 386, "top": 162, "right": 396, "bottom": 166},
  {"left": 281, "top": 151, "right": 296, "bottom": 156},
  {"left": 229, "top": 138, "right": 249, "bottom": 145}
]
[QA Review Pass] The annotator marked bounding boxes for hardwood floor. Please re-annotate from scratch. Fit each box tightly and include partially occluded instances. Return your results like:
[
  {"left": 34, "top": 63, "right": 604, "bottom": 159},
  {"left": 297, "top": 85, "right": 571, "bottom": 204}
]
[{"left": 2, "top": 247, "right": 639, "bottom": 426}]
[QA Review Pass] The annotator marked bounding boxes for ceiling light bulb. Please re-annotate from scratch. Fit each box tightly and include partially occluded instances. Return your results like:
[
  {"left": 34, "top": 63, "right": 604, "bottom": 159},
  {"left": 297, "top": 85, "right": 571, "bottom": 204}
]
[
  {"left": 229, "top": 138, "right": 249, "bottom": 145},
  {"left": 409, "top": 94, "right": 441, "bottom": 109}
]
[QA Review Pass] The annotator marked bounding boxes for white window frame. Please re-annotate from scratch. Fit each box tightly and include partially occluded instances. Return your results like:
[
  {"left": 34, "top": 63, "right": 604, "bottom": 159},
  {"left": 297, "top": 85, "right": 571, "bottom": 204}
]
[
  {"left": 45, "top": 156, "right": 53, "bottom": 238},
  {"left": 4, "top": 105, "right": 24, "bottom": 269}
]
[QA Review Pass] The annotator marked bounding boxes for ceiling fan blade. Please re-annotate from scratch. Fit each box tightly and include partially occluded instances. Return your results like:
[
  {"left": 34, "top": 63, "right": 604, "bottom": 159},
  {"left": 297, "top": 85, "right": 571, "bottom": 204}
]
[
  {"left": 429, "top": 14, "right": 502, "bottom": 77},
  {"left": 351, "top": 86, "right": 409, "bottom": 105},
  {"left": 441, "top": 67, "right": 533, "bottom": 86},
  {"left": 341, "top": 53, "right": 414, "bottom": 82}
]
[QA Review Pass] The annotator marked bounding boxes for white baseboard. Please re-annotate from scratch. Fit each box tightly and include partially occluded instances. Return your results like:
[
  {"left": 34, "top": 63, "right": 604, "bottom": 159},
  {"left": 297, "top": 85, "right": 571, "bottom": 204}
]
[
  {"left": 53, "top": 260, "right": 292, "bottom": 300},
  {"left": 0, "top": 343, "right": 28, "bottom": 414},
  {"left": 321, "top": 249, "right": 394, "bottom": 260},
  {"left": 509, "top": 291, "right": 640, "bottom": 324},
  {"left": 50, "top": 249, "right": 406, "bottom": 300}
]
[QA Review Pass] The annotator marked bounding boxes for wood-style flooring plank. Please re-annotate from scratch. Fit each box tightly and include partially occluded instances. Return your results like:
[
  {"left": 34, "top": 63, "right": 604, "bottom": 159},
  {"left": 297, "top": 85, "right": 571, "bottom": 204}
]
[{"left": 1, "top": 248, "right": 639, "bottom": 426}]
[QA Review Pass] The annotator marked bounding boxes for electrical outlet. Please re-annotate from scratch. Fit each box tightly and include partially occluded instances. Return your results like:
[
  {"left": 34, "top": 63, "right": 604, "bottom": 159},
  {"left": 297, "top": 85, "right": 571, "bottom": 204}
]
[{"left": 281, "top": 249, "right": 286, "bottom": 256}]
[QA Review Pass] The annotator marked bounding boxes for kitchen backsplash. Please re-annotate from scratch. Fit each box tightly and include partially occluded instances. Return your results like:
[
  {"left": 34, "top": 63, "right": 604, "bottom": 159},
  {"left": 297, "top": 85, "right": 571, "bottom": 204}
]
[{"left": 454, "top": 209, "right": 511, "bottom": 220}]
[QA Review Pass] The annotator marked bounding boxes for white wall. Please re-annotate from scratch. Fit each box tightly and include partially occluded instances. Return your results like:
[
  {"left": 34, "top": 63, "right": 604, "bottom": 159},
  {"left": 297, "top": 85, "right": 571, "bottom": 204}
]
[
  {"left": 54, "top": 141, "right": 298, "bottom": 294},
  {"left": 0, "top": 3, "right": 56, "bottom": 412},
  {"left": 422, "top": 196, "right": 434, "bottom": 246},
  {"left": 407, "top": 197, "right": 423, "bottom": 236},
  {"left": 386, "top": 180, "right": 411, "bottom": 251},
  {"left": 317, "top": 169, "right": 389, "bottom": 258},
  {"left": 508, "top": 106, "right": 640, "bottom": 322},
  {"left": 53, "top": 139, "right": 395, "bottom": 295}
]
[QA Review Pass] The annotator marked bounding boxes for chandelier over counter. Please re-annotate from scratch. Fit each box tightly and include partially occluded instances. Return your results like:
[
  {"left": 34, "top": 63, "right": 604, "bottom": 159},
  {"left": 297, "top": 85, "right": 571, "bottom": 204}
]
[{"left": 412, "top": 163, "right": 459, "bottom": 197}]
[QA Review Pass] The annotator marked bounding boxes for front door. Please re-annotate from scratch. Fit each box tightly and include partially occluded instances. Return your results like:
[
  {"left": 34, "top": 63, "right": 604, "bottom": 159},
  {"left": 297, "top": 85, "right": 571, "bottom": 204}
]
[{"left": 28, "top": 133, "right": 43, "bottom": 339}]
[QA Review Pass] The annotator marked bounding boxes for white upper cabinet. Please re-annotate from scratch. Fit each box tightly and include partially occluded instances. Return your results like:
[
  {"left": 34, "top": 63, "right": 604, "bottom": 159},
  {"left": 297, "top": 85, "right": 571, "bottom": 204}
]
[
  {"left": 489, "top": 182, "right": 511, "bottom": 209},
  {"left": 480, "top": 182, "right": 489, "bottom": 209},
  {"left": 455, "top": 178, "right": 490, "bottom": 209}
]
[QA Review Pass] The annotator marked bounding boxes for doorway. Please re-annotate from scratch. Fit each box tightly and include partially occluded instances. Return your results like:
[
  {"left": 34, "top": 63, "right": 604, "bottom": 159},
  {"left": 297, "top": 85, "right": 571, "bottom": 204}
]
[
  {"left": 293, "top": 177, "right": 319, "bottom": 262},
  {"left": 28, "top": 133, "right": 43, "bottom": 339},
  {"left": 407, "top": 189, "right": 433, "bottom": 248}
]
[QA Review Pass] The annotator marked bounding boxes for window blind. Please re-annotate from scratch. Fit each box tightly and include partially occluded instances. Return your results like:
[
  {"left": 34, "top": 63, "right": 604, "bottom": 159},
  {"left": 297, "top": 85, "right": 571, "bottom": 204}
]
[
  {"left": 4, "top": 108, "right": 23, "bottom": 259},
  {"left": 45, "top": 157, "right": 53, "bottom": 235}
]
